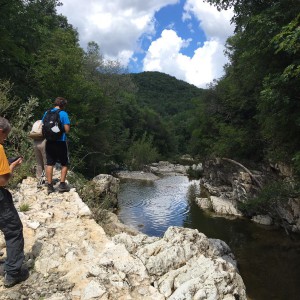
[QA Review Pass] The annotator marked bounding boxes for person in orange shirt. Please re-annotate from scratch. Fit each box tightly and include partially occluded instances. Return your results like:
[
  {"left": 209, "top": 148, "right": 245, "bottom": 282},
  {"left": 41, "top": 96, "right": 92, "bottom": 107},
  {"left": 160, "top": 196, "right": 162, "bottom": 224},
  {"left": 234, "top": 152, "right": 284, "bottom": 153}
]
[{"left": 0, "top": 117, "right": 29, "bottom": 287}]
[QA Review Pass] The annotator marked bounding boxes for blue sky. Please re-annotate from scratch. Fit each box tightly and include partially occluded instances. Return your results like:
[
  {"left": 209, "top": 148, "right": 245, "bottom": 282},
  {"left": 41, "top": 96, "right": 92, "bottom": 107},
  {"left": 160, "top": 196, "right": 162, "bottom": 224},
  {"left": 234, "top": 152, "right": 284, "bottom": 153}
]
[
  {"left": 58, "top": 0, "right": 234, "bottom": 88},
  {"left": 129, "top": 0, "right": 207, "bottom": 73}
]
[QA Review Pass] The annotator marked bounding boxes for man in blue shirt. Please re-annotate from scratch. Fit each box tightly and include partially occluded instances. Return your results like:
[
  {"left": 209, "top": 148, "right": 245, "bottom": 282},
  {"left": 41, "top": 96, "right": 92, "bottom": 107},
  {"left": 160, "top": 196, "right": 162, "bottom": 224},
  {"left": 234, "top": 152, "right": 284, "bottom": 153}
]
[{"left": 42, "top": 97, "right": 71, "bottom": 194}]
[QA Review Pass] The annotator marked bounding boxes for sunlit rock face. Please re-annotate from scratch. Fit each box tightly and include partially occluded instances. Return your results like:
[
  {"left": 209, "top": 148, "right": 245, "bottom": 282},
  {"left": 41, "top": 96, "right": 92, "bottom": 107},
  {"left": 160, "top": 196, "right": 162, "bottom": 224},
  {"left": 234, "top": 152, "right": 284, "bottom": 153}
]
[{"left": 0, "top": 177, "right": 246, "bottom": 300}]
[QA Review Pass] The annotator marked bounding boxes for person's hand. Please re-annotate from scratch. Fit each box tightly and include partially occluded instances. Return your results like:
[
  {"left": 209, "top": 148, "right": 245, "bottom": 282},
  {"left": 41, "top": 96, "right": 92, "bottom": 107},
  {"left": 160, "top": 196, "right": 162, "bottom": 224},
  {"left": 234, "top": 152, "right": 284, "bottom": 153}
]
[{"left": 9, "top": 157, "right": 23, "bottom": 172}]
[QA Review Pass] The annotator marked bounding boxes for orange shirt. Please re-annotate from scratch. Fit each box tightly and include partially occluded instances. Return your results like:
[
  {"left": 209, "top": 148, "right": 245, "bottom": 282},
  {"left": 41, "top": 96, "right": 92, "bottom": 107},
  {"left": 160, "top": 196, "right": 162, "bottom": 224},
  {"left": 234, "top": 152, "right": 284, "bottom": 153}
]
[{"left": 0, "top": 144, "right": 10, "bottom": 175}]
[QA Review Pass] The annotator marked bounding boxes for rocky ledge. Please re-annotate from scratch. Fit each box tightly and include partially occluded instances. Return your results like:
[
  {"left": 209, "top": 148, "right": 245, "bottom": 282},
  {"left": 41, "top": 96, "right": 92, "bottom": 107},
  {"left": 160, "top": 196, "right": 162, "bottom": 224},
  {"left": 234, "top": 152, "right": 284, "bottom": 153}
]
[
  {"left": 115, "top": 171, "right": 160, "bottom": 181},
  {"left": 0, "top": 177, "right": 246, "bottom": 299}
]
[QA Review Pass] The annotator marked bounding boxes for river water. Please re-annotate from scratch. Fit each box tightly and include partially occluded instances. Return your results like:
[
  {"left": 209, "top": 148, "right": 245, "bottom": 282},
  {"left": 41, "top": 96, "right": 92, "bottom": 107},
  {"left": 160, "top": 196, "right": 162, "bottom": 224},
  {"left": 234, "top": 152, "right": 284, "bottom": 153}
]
[{"left": 117, "top": 175, "right": 300, "bottom": 300}]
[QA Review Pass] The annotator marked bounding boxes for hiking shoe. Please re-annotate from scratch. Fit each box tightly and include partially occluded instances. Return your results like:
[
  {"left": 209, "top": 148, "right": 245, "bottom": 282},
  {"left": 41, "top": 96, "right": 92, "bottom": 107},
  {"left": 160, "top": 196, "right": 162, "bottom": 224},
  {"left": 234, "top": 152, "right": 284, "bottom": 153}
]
[
  {"left": 4, "top": 268, "right": 29, "bottom": 288},
  {"left": 0, "top": 264, "right": 5, "bottom": 277},
  {"left": 57, "top": 182, "right": 70, "bottom": 193},
  {"left": 47, "top": 183, "right": 55, "bottom": 194}
]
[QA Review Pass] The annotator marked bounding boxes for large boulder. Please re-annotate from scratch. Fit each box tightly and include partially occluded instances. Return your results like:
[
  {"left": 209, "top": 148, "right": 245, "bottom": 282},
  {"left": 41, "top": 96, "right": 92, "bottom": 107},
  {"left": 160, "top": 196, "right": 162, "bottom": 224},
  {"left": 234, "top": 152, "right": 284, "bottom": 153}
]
[
  {"left": 93, "top": 174, "right": 119, "bottom": 195},
  {"left": 92, "top": 174, "right": 120, "bottom": 209}
]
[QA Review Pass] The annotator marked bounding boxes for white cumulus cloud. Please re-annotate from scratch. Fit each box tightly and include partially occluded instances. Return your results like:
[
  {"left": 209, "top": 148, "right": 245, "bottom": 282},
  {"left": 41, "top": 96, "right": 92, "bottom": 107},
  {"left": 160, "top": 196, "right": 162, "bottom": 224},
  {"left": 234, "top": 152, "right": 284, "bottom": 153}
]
[
  {"left": 143, "top": 0, "right": 234, "bottom": 87},
  {"left": 143, "top": 30, "right": 227, "bottom": 88},
  {"left": 58, "top": 0, "right": 178, "bottom": 65},
  {"left": 183, "top": 0, "right": 233, "bottom": 42}
]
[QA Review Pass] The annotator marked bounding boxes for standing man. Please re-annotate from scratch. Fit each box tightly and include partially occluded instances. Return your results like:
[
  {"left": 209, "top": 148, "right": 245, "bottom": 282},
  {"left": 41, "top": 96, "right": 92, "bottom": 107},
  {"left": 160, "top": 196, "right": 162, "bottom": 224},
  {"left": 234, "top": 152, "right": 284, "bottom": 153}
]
[
  {"left": 0, "top": 117, "right": 29, "bottom": 287},
  {"left": 42, "top": 97, "right": 71, "bottom": 194}
]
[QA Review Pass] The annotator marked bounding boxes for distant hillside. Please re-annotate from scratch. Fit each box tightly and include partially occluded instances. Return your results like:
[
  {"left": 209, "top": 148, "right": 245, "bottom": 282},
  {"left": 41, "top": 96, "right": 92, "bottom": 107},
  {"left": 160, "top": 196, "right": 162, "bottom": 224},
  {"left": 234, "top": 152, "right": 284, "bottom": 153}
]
[{"left": 130, "top": 71, "right": 204, "bottom": 117}]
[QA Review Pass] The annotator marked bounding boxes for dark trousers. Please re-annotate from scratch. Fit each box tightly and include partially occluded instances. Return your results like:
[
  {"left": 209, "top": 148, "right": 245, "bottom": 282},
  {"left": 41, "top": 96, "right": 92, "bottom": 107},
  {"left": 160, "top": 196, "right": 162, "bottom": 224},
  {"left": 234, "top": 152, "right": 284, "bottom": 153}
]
[{"left": 0, "top": 187, "right": 24, "bottom": 276}]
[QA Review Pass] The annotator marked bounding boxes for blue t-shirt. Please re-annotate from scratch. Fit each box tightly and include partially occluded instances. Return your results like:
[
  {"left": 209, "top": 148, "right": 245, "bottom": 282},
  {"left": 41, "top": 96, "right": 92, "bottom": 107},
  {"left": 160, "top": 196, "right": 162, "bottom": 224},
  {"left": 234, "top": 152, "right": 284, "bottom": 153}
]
[{"left": 42, "top": 108, "right": 70, "bottom": 141}]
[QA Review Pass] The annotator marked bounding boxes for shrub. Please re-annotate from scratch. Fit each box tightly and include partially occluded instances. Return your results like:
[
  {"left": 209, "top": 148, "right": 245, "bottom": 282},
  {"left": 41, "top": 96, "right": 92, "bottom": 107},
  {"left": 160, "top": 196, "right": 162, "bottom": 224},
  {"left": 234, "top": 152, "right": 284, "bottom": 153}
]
[
  {"left": 292, "top": 151, "right": 300, "bottom": 175},
  {"left": 19, "top": 203, "right": 30, "bottom": 212},
  {"left": 0, "top": 80, "right": 39, "bottom": 188},
  {"left": 187, "top": 167, "right": 203, "bottom": 179},
  {"left": 238, "top": 180, "right": 300, "bottom": 218},
  {"left": 125, "top": 132, "right": 159, "bottom": 170}
]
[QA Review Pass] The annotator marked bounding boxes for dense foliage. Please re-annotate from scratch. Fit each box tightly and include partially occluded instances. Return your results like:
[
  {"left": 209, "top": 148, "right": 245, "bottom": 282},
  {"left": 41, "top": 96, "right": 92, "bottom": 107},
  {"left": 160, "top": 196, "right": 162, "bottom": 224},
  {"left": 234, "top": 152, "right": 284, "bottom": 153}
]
[
  {"left": 1, "top": 0, "right": 299, "bottom": 180},
  {"left": 194, "top": 0, "right": 300, "bottom": 170}
]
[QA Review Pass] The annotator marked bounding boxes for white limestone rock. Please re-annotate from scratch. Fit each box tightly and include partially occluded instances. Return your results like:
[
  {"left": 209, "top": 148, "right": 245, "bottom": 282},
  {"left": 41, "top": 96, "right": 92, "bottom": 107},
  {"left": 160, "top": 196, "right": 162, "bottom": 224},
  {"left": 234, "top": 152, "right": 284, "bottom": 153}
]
[
  {"left": 252, "top": 215, "right": 273, "bottom": 226},
  {"left": 195, "top": 197, "right": 212, "bottom": 210},
  {"left": 116, "top": 171, "right": 160, "bottom": 181},
  {"left": 210, "top": 196, "right": 242, "bottom": 216},
  {"left": 113, "top": 227, "right": 246, "bottom": 300},
  {"left": 93, "top": 174, "right": 120, "bottom": 194}
]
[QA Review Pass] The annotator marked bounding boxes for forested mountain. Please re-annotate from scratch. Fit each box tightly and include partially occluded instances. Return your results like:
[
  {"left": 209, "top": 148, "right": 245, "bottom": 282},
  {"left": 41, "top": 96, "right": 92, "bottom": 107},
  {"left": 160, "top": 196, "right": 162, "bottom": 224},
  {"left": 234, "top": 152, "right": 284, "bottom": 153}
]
[
  {"left": 131, "top": 72, "right": 204, "bottom": 117},
  {"left": 130, "top": 71, "right": 205, "bottom": 155}
]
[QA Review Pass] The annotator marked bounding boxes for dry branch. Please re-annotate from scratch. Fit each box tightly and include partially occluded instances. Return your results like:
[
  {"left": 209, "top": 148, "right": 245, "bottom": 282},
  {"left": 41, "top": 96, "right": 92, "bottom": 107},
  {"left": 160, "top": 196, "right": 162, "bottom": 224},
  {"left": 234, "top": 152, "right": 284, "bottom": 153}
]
[{"left": 221, "top": 157, "right": 262, "bottom": 189}]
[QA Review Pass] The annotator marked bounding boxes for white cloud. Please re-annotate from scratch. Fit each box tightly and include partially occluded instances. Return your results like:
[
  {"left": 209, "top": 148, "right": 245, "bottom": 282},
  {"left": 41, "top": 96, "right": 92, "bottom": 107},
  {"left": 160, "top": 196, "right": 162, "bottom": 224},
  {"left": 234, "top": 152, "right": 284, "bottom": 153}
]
[
  {"left": 143, "top": 29, "right": 227, "bottom": 88},
  {"left": 58, "top": 0, "right": 178, "bottom": 65},
  {"left": 143, "top": 0, "right": 234, "bottom": 87},
  {"left": 183, "top": 0, "right": 234, "bottom": 42}
]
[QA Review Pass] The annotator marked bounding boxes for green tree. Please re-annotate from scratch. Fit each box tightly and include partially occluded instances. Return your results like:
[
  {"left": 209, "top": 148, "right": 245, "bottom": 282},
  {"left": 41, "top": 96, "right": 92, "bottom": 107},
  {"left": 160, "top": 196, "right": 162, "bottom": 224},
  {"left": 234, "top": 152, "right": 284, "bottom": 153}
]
[
  {"left": 126, "top": 133, "right": 160, "bottom": 170},
  {"left": 200, "top": 0, "right": 300, "bottom": 166}
]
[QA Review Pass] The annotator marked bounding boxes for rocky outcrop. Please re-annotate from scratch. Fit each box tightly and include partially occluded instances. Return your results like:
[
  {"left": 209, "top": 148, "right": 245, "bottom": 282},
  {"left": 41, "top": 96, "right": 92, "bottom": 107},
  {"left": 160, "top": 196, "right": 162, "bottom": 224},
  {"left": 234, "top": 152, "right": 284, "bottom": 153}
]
[
  {"left": 146, "top": 161, "right": 189, "bottom": 175},
  {"left": 197, "top": 159, "right": 300, "bottom": 232},
  {"left": 115, "top": 171, "right": 160, "bottom": 181},
  {"left": 196, "top": 196, "right": 242, "bottom": 217},
  {"left": 0, "top": 177, "right": 246, "bottom": 299},
  {"left": 92, "top": 174, "right": 120, "bottom": 209}
]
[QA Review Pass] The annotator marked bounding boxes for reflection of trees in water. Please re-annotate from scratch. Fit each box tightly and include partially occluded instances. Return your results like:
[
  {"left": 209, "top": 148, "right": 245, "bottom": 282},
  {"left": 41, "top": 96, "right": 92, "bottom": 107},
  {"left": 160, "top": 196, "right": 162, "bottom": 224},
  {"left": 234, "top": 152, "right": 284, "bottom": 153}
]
[
  {"left": 187, "top": 183, "right": 200, "bottom": 203},
  {"left": 184, "top": 199, "right": 300, "bottom": 300},
  {"left": 184, "top": 200, "right": 253, "bottom": 249}
]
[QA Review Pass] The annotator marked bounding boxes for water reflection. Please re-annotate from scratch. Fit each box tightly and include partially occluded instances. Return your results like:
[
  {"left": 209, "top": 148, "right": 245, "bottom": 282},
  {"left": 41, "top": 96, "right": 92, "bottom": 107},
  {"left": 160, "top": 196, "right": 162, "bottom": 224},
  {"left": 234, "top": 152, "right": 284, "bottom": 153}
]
[
  {"left": 118, "top": 175, "right": 300, "bottom": 300},
  {"left": 118, "top": 176, "right": 195, "bottom": 236}
]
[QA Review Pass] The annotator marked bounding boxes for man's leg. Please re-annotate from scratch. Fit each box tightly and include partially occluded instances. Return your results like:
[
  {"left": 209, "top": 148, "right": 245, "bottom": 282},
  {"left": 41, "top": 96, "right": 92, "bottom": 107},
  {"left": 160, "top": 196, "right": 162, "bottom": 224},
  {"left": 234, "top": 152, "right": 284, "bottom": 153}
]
[
  {"left": 57, "top": 141, "right": 70, "bottom": 192},
  {"left": 46, "top": 165, "right": 55, "bottom": 194},
  {"left": 60, "top": 166, "right": 68, "bottom": 182},
  {"left": 40, "top": 139, "right": 47, "bottom": 173},
  {"left": 45, "top": 141, "right": 56, "bottom": 194},
  {"left": 0, "top": 188, "right": 28, "bottom": 287},
  {"left": 46, "top": 165, "right": 53, "bottom": 184},
  {"left": 33, "top": 141, "right": 44, "bottom": 178}
]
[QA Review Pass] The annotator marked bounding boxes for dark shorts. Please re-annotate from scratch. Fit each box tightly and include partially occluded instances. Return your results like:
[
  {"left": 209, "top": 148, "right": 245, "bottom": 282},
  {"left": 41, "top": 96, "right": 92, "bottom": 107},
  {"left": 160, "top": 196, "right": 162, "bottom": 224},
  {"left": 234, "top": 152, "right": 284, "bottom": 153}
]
[{"left": 46, "top": 141, "right": 69, "bottom": 166}]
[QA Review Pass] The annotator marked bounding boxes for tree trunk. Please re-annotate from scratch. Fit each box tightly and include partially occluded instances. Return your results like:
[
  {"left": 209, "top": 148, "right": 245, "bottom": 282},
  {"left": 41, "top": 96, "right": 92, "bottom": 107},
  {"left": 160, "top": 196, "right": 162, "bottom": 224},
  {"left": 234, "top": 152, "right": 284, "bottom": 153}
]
[{"left": 221, "top": 157, "right": 262, "bottom": 189}]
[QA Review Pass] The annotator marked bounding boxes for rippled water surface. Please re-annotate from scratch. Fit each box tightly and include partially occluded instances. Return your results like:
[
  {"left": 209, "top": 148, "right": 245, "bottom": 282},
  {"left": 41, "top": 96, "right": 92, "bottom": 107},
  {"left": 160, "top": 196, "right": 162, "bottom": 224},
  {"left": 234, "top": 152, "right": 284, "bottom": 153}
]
[
  {"left": 118, "top": 175, "right": 196, "bottom": 236},
  {"left": 118, "top": 175, "right": 300, "bottom": 300}
]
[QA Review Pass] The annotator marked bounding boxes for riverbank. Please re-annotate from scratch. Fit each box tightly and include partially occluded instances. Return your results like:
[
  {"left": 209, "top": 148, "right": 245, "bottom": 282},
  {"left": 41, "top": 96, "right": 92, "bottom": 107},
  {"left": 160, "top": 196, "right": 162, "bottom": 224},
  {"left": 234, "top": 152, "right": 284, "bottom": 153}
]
[{"left": 0, "top": 177, "right": 246, "bottom": 299}]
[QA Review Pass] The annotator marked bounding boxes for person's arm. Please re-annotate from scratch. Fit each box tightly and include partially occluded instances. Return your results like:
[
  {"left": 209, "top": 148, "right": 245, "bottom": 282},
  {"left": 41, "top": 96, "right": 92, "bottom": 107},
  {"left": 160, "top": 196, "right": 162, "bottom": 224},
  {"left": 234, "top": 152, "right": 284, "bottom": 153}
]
[
  {"left": 64, "top": 124, "right": 70, "bottom": 133},
  {"left": 60, "top": 111, "right": 70, "bottom": 134},
  {"left": 0, "top": 157, "right": 22, "bottom": 186},
  {"left": 0, "top": 173, "right": 10, "bottom": 186}
]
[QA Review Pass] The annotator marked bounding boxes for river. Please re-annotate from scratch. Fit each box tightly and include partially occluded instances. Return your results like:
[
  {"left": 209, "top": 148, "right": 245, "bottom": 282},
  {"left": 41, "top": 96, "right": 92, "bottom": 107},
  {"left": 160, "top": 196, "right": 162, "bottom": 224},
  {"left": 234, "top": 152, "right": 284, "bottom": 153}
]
[{"left": 117, "top": 175, "right": 300, "bottom": 300}]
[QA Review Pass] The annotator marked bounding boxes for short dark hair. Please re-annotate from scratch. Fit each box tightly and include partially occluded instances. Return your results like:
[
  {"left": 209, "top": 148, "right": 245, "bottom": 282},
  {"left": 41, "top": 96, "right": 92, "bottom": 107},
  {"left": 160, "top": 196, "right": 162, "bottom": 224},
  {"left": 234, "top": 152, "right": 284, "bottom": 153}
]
[
  {"left": 0, "top": 117, "right": 11, "bottom": 133},
  {"left": 54, "top": 97, "right": 68, "bottom": 108}
]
